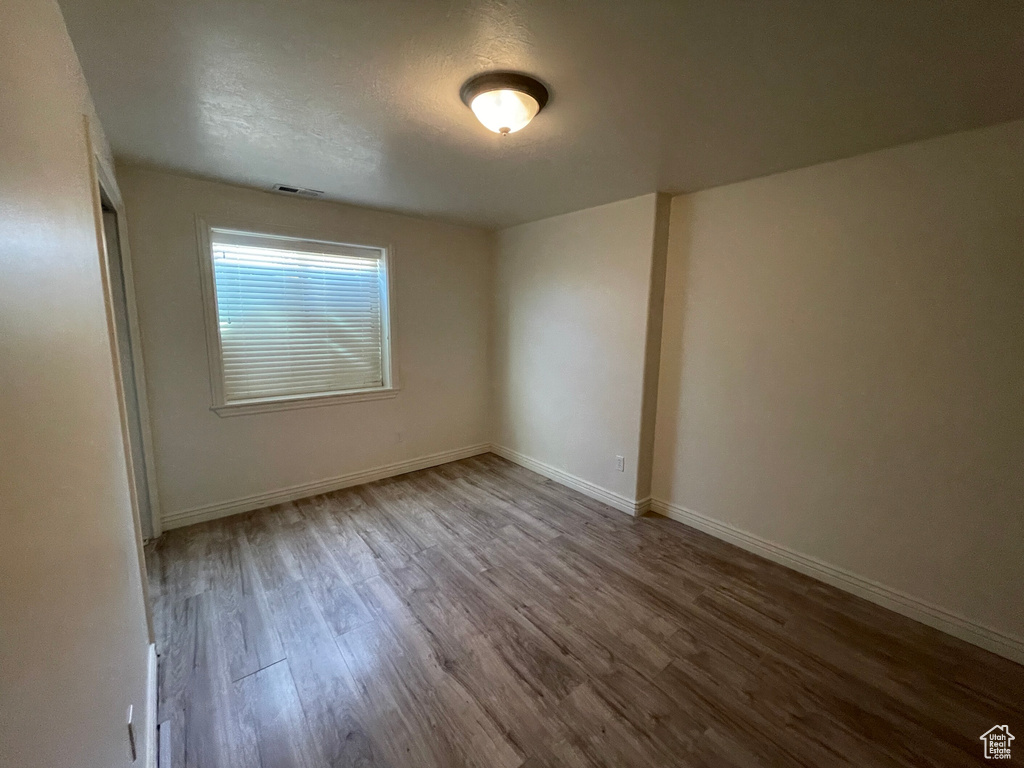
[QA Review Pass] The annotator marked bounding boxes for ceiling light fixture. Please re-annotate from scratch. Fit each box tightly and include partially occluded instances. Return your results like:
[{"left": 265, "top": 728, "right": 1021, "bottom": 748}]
[{"left": 460, "top": 72, "right": 549, "bottom": 136}]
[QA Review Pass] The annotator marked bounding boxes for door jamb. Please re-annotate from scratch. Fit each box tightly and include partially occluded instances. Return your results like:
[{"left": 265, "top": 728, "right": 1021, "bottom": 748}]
[
  {"left": 91, "top": 153, "right": 163, "bottom": 539},
  {"left": 84, "top": 120, "right": 159, "bottom": 644}
]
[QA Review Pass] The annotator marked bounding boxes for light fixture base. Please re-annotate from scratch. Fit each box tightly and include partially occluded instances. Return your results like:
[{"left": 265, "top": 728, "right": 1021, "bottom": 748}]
[{"left": 459, "top": 71, "right": 550, "bottom": 111}]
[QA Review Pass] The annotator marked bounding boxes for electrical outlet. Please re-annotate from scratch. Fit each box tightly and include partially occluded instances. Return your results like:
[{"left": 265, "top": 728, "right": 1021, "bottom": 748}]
[{"left": 616, "top": 455, "right": 625, "bottom": 472}]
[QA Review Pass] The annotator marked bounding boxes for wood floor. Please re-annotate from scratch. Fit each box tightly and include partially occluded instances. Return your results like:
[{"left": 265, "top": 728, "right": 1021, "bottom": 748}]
[{"left": 147, "top": 454, "right": 1023, "bottom": 768}]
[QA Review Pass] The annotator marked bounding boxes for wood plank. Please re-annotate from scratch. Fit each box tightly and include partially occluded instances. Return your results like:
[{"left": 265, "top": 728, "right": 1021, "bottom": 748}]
[
  {"left": 236, "top": 659, "right": 319, "bottom": 768},
  {"left": 263, "top": 580, "right": 390, "bottom": 768}
]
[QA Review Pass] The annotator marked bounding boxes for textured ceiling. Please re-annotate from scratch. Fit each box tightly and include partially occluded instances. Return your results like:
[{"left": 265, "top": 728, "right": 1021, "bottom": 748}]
[{"left": 60, "top": 0, "right": 1024, "bottom": 228}]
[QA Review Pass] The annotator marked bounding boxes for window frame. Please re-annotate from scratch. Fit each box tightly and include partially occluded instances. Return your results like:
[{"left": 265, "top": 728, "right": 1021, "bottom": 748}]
[{"left": 196, "top": 217, "right": 398, "bottom": 417}]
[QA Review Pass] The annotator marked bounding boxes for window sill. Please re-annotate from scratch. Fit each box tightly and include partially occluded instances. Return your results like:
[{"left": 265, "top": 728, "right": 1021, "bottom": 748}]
[{"left": 211, "top": 387, "right": 399, "bottom": 417}]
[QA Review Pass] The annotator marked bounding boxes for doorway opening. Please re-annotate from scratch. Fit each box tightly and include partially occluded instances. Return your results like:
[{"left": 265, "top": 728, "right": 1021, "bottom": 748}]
[{"left": 99, "top": 191, "right": 156, "bottom": 539}]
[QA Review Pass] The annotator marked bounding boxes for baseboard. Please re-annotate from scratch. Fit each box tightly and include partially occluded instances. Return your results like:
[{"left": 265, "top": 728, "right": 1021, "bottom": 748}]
[
  {"left": 162, "top": 443, "right": 491, "bottom": 529},
  {"left": 649, "top": 499, "right": 1024, "bottom": 664},
  {"left": 489, "top": 444, "right": 647, "bottom": 516},
  {"left": 146, "top": 643, "right": 157, "bottom": 768}
]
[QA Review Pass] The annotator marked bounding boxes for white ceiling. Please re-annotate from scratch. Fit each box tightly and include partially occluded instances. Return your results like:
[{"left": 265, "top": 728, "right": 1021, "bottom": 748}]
[{"left": 60, "top": 0, "right": 1024, "bottom": 228}]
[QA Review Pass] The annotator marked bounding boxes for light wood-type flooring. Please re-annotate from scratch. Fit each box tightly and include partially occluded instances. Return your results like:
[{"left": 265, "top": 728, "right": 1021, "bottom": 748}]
[{"left": 147, "top": 454, "right": 1023, "bottom": 767}]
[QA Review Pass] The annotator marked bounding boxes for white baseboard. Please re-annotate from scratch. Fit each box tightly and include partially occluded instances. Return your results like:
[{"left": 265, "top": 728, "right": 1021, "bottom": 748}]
[
  {"left": 649, "top": 499, "right": 1024, "bottom": 664},
  {"left": 161, "top": 444, "right": 491, "bottom": 529},
  {"left": 489, "top": 444, "right": 646, "bottom": 516},
  {"left": 146, "top": 642, "right": 157, "bottom": 768}
]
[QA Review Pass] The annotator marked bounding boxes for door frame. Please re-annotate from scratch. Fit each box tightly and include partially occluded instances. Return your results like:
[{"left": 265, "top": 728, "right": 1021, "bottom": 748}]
[
  {"left": 84, "top": 126, "right": 161, "bottom": 647},
  {"left": 89, "top": 153, "right": 163, "bottom": 542},
  {"left": 87, "top": 143, "right": 157, "bottom": 638}
]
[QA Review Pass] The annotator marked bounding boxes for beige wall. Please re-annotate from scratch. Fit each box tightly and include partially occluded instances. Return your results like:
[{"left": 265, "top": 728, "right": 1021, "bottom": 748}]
[
  {"left": 492, "top": 194, "right": 666, "bottom": 507},
  {"left": 117, "top": 165, "right": 492, "bottom": 525},
  {"left": 0, "top": 1, "right": 152, "bottom": 767},
  {"left": 653, "top": 119, "right": 1024, "bottom": 647}
]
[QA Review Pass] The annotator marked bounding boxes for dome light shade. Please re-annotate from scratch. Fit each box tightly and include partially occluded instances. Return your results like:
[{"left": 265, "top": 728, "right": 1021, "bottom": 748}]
[
  {"left": 460, "top": 72, "right": 549, "bottom": 136},
  {"left": 470, "top": 90, "right": 539, "bottom": 135}
]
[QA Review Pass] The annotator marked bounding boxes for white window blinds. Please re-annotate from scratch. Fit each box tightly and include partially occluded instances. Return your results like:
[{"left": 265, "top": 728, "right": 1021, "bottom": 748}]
[{"left": 208, "top": 229, "right": 389, "bottom": 403}]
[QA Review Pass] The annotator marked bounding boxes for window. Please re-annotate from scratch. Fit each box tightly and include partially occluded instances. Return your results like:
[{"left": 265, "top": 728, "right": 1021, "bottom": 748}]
[{"left": 199, "top": 224, "right": 394, "bottom": 415}]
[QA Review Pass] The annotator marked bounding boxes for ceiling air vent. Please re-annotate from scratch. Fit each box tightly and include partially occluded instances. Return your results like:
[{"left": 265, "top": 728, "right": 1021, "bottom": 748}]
[{"left": 271, "top": 183, "right": 325, "bottom": 198}]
